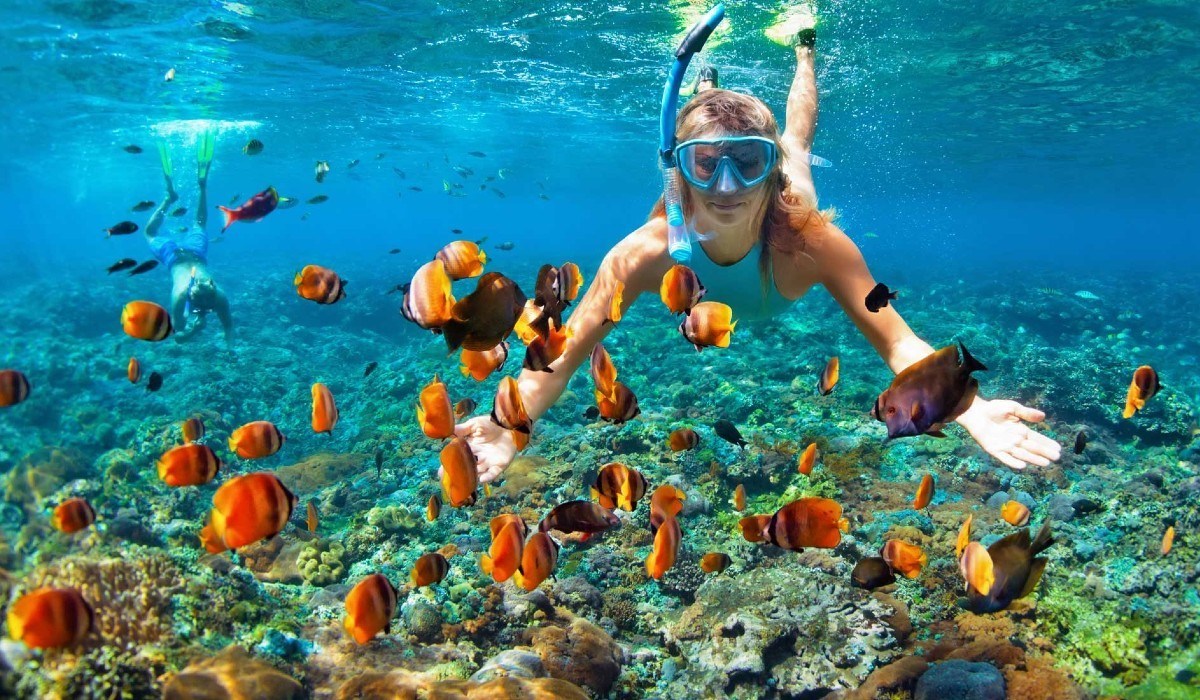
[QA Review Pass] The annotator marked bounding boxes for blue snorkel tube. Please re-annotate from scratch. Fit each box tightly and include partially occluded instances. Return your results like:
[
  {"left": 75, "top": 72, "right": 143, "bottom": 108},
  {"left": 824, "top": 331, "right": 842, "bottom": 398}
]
[{"left": 660, "top": 4, "right": 726, "bottom": 262}]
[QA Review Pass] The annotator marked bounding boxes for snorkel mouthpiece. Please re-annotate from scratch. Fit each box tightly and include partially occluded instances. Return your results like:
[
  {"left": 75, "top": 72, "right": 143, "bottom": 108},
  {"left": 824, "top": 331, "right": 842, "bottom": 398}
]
[{"left": 660, "top": 4, "right": 726, "bottom": 262}]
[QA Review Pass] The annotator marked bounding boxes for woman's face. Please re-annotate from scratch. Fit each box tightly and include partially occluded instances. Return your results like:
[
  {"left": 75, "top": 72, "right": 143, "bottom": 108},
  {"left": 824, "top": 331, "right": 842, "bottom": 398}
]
[{"left": 685, "top": 131, "right": 774, "bottom": 229}]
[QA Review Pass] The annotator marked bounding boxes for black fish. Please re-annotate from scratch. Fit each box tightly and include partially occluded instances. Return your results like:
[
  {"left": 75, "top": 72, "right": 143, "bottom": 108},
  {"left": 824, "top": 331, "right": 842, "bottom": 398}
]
[
  {"left": 229, "top": 194, "right": 241, "bottom": 205},
  {"left": 243, "top": 139, "right": 264, "bottom": 155},
  {"left": 538, "top": 500, "right": 620, "bottom": 539},
  {"left": 451, "top": 228, "right": 463, "bottom": 234},
  {"left": 475, "top": 236, "right": 488, "bottom": 245},
  {"left": 393, "top": 168, "right": 406, "bottom": 179},
  {"left": 375, "top": 153, "right": 385, "bottom": 160},
  {"left": 128, "top": 260, "right": 160, "bottom": 276},
  {"left": 714, "top": 419, "right": 746, "bottom": 448},
  {"left": 851, "top": 557, "right": 896, "bottom": 590},
  {"left": 865, "top": 283, "right": 897, "bottom": 313},
  {"left": 485, "top": 176, "right": 495, "bottom": 182},
  {"left": 308, "top": 195, "right": 329, "bottom": 204},
  {"left": 107, "top": 258, "right": 137, "bottom": 274},
  {"left": 374, "top": 448, "right": 383, "bottom": 478},
  {"left": 131, "top": 200, "right": 156, "bottom": 212},
  {"left": 409, "top": 186, "right": 423, "bottom": 192},
  {"left": 388, "top": 248, "right": 401, "bottom": 254},
  {"left": 961, "top": 522, "right": 1054, "bottom": 614},
  {"left": 386, "top": 283, "right": 410, "bottom": 296},
  {"left": 105, "top": 221, "right": 139, "bottom": 237},
  {"left": 347, "top": 159, "right": 359, "bottom": 169},
  {"left": 123, "top": 144, "right": 143, "bottom": 154},
  {"left": 170, "top": 207, "right": 188, "bottom": 217},
  {"left": 480, "top": 184, "right": 487, "bottom": 191},
  {"left": 538, "top": 193, "right": 550, "bottom": 201},
  {"left": 496, "top": 242, "right": 515, "bottom": 251},
  {"left": 491, "top": 188, "right": 506, "bottom": 198},
  {"left": 873, "top": 343, "right": 986, "bottom": 439},
  {"left": 468, "top": 151, "right": 486, "bottom": 158},
  {"left": 584, "top": 406, "right": 599, "bottom": 420},
  {"left": 1073, "top": 431, "right": 1087, "bottom": 455},
  {"left": 146, "top": 372, "right": 163, "bottom": 392},
  {"left": 364, "top": 361, "right": 378, "bottom": 377}
]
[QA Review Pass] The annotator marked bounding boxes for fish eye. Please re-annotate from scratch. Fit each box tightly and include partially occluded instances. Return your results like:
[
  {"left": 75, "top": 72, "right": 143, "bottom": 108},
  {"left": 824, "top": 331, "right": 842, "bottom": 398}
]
[{"left": 886, "top": 406, "right": 896, "bottom": 416}]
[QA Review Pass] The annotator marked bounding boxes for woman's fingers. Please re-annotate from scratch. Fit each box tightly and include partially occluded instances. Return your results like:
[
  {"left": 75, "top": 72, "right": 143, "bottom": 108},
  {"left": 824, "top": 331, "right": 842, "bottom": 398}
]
[
  {"left": 1026, "top": 431, "right": 1062, "bottom": 460},
  {"left": 994, "top": 450, "right": 1027, "bottom": 470},
  {"left": 1014, "top": 404, "right": 1046, "bottom": 423},
  {"left": 1011, "top": 445, "right": 1051, "bottom": 468}
]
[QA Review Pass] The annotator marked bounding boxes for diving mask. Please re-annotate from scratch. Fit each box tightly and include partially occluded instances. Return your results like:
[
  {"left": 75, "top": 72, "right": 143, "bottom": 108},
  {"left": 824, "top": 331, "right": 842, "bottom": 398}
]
[{"left": 676, "top": 135, "right": 777, "bottom": 191}]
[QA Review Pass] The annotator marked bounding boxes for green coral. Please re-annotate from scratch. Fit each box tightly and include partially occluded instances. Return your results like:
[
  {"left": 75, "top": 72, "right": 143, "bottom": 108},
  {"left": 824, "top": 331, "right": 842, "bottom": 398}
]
[
  {"left": 1037, "top": 578, "right": 1150, "bottom": 690},
  {"left": 297, "top": 539, "right": 347, "bottom": 586},
  {"left": 365, "top": 504, "right": 420, "bottom": 533}
]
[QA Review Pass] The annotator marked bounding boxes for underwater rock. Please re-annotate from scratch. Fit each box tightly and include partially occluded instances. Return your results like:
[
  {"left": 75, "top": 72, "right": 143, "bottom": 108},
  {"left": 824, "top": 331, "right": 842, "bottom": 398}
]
[
  {"left": 846, "top": 655, "right": 929, "bottom": 699},
  {"left": 402, "top": 596, "right": 444, "bottom": 643},
  {"left": 469, "top": 649, "right": 547, "bottom": 683},
  {"left": 162, "top": 645, "right": 303, "bottom": 700},
  {"left": 913, "top": 659, "right": 1005, "bottom": 700},
  {"left": 665, "top": 565, "right": 902, "bottom": 696},
  {"left": 523, "top": 614, "right": 623, "bottom": 695},
  {"left": 501, "top": 587, "right": 553, "bottom": 620},
  {"left": 548, "top": 575, "right": 604, "bottom": 615},
  {"left": 334, "top": 669, "right": 589, "bottom": 699},
  {"left": 276, "top": 451, "right": 367, "bottom": 493}
]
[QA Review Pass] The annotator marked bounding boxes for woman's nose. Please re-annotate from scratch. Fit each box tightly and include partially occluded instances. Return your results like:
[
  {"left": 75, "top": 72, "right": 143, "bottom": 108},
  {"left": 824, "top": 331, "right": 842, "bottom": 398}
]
[{"left": 713, "top": 162, "right": 740, "bottom": 196}]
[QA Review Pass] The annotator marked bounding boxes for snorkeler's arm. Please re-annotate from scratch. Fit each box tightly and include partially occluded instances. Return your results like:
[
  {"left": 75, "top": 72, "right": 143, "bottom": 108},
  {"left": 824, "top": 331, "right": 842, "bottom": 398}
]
[
  {"left": 169, "top": 293, "right": 196, "bottom": 341},
  {"left": 516, "top": 220, "right": 674, "bottom": 421},
  {"left": 813, "top": 223, "right": 935, "bottom": 373}
]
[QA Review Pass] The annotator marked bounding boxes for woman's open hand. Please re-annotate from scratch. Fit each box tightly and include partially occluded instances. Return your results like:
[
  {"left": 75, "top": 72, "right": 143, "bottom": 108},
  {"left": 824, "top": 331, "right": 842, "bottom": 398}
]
[
  {"left": 450, "top": 415, "right": 518, "bottom": 484},
  {"left": 958, "top": 399, "right": 1062, "bottom": 470}
]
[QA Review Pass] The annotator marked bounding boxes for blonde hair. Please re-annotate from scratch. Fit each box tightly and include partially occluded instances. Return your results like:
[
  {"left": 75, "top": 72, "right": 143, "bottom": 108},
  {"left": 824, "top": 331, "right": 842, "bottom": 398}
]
[{"left": 649, "top": 89, "right": 830, "bottom": 288}]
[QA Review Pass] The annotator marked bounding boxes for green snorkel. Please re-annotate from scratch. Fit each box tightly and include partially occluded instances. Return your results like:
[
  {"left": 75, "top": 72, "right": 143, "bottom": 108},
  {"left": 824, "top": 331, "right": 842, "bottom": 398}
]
[{"left": 660, "top": 4, "right": 726, "bottom": 262}]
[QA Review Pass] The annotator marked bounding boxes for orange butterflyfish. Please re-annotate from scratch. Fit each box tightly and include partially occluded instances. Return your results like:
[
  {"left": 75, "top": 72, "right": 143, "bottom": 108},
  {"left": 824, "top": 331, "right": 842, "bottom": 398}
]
[
  {"left": 596, "top": 381, "right": 640, "bottom": 425},
  {"left": 881, "top": 540, "right": 928, "bottom": 579},
  {"left": 797, "top": 442, "right": 819, "bottom": 476},
  {"left": 343, "top": 573, "right": 399, "bottom": 645},
  {"left": 1122, "top": 365, "right": 1161, "bottom": 419},
  {"left": 411, "top": 552, "right": 450, "bottom": 587},
  {"left": 480, "top": 515, "right": 527, "bottom": 583},
  {"left": 306, "top": 499, "right": 319, "bottom": 533},
  {"left": 700, "top": 552, "right": 731, "bottom": 574},
  {"left": 679, "top": 301, "right": 736, "bottom": 350},
  {"left": 668, "top": 428, "right": 699, "bottom": 452},
  {"left": 733, "top": 484, "right": 747, "bottom": 512},
  {"left": 120, "top": 300, "right": 172, "bottom": 341},
  {"left": 1001, "top": 500, "right": 1031, "bottom": 527},
  {"left": 659, "top": 264, "right": 705, "bottom": 315},
  {"left": 955, "top": 514, "right": 973, "bottom": 559},
  {"left": 491, "top": 376, "right": 532, "bottom": 435},
  {"left": 590, "top": 343, "right": 618, "bottom": 400},
  {"left": 157, "top": 443, "right": 222, "bottom": 487},
  {"left": 817, "top": 356, "right": 839, "bottom": 395},
  {"left": 454, "top": 398, "right": 478, "bottom": 420},
  {"left": 649, "top": 485, "right": 685, "bottom": 534},
  {"left": 228, "top": 420, "right": 285, "bottom": 459},
  {"left": 127, "top": 358, "right": 141, "bottom": 384},
  {"left": 199, "top": 472, "right": 297, "bottom": 553},
  {"left": 439, "top": 437, "right": 479, "bottom": 508},
  {"left": 523, "top": 318, "right": 573, "bottom": 373},
  {"left": 912, "top": 473, "right": 934, "bottom": 510},
  {"left": 181, "top": 416, "right": 205, "bottom": 444},
  {"left": 590, "top": 462, "right": 648, "bottom": 512},
  {"left": 460, "top": 342, "right": 509, "bottom": 382},
  {"left": 294, "top": 264, "right": 347, "bottom": 305},
  {"left": 646, "top": 515, "right": 682, "bottom": 580},
  {"left": 6, "top": 588, "right": 94, "bottom": 649},
  {"left": 1162, "top": 526, "right": 1175, "bottom": 556},
  {"left": 959, "top": 541, "right": 995, "bottom": 596},
  {"left": 435, "top": 240, "right": 487, "bottom": 280},
  {"left": 604, "top": 281, "right": 624, "bottom": 326},
  {"left": 764, "top": 498, "right": 848, "bottom": 551},
  {"left": 513, "top": 299, "right": 543, "bottom": 345},
  {"left": 512, "top": 429, "right": 531, "bottom": 452},
  {"left": 52, "top": 497, "right": 96, "bottom": 534},
  {"left": 311, "top": 382, "right": 339, "bottom": 434},
  {"left": 512, "top": 532, "right": 560, "bottom": 591},
  {"left": 0, "top": 369, "right": 31, "bottom": 408},
  {"left": 426, "top": 495, "right": 441, "bottom": 521},
  {"left": 417, "top": 375, "right": 455, "bottom": 439},
  {"left": 739, "top": 515, "right": 772, "bottom": 543},
  {"left": 558, "top": 262, "right": 584, "bottom": 302},
  {"left": 401, "top": 259, "right": 456, "bottom": 331}
]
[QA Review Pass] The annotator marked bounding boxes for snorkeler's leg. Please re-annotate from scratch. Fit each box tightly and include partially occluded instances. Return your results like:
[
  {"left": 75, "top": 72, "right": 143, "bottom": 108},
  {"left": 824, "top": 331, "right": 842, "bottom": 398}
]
[
  {"left": 214, "top": 290, "right": 234, "bottom": 347},
  {"left": 781, "top": 29, "right": 818, "bottom": 204},
  {"left": 196, "top": 129, "right": 214, "bottom": 233},
  {"left": 145, "top": 144, "right": 178, "bottom": 240}
]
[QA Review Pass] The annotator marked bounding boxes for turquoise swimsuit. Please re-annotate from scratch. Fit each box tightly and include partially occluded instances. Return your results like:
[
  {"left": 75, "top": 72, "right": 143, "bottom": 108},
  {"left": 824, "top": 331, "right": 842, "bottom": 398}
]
[{"left": 689, "top": 241, "right": 796, "bottom": 320}]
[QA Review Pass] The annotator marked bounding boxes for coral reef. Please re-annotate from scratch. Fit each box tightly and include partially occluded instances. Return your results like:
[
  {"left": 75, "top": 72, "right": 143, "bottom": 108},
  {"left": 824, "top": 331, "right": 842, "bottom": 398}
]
[{"left": 297, "top": 539, "right": 347, "bottom": 586}]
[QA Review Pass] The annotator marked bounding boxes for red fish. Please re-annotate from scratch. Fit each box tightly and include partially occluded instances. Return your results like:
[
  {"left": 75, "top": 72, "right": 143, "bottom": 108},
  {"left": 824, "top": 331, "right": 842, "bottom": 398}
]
[{"left": 217, "top": 186, "right": 279, "bottom": 232}]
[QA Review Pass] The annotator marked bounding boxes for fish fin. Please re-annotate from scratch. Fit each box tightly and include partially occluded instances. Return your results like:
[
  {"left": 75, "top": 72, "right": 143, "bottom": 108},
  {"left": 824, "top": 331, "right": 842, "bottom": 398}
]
[
  {"left": 926, "top": 429, "right": 947, "bottom": 438},
  {"left": 1019, "top": 558, "right": 1049, "bottom": 599},
  {"left": 441, "top": 321, "right": 467, "bottom": 352},
  {"left": 958, "top": 341, "right": 988, "bottom": 373},
  {"left": 1030, "top": 520, "right": 1055, "bottom": 555},
  {"left": 579, "top": 532, "right": 593, "bottom": 543},
  {"left": 909, "top": 402, "right": 924, "bottom": 423},
  {"left": 217, "top": 206, "right": 235, "bottom": 232},
  {"left": 479, "top": 554, "right": 494, "bottom": 576}
]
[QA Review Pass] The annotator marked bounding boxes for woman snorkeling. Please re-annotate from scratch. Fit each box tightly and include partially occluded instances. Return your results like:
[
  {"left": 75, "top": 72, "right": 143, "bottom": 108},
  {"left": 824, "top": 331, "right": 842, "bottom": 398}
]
[
  {"left": 143, "top": 130, "right": 233, "bottom": 345},
  {"left": 454, "top": 13, "right": 1061, "bottom": 482}
]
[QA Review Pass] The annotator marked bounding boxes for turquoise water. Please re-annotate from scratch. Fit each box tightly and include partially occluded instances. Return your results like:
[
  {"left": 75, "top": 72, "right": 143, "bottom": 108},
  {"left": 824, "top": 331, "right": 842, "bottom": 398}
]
[{"left": 1, "top": 1, "right": 1199, "bottom": 698}]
